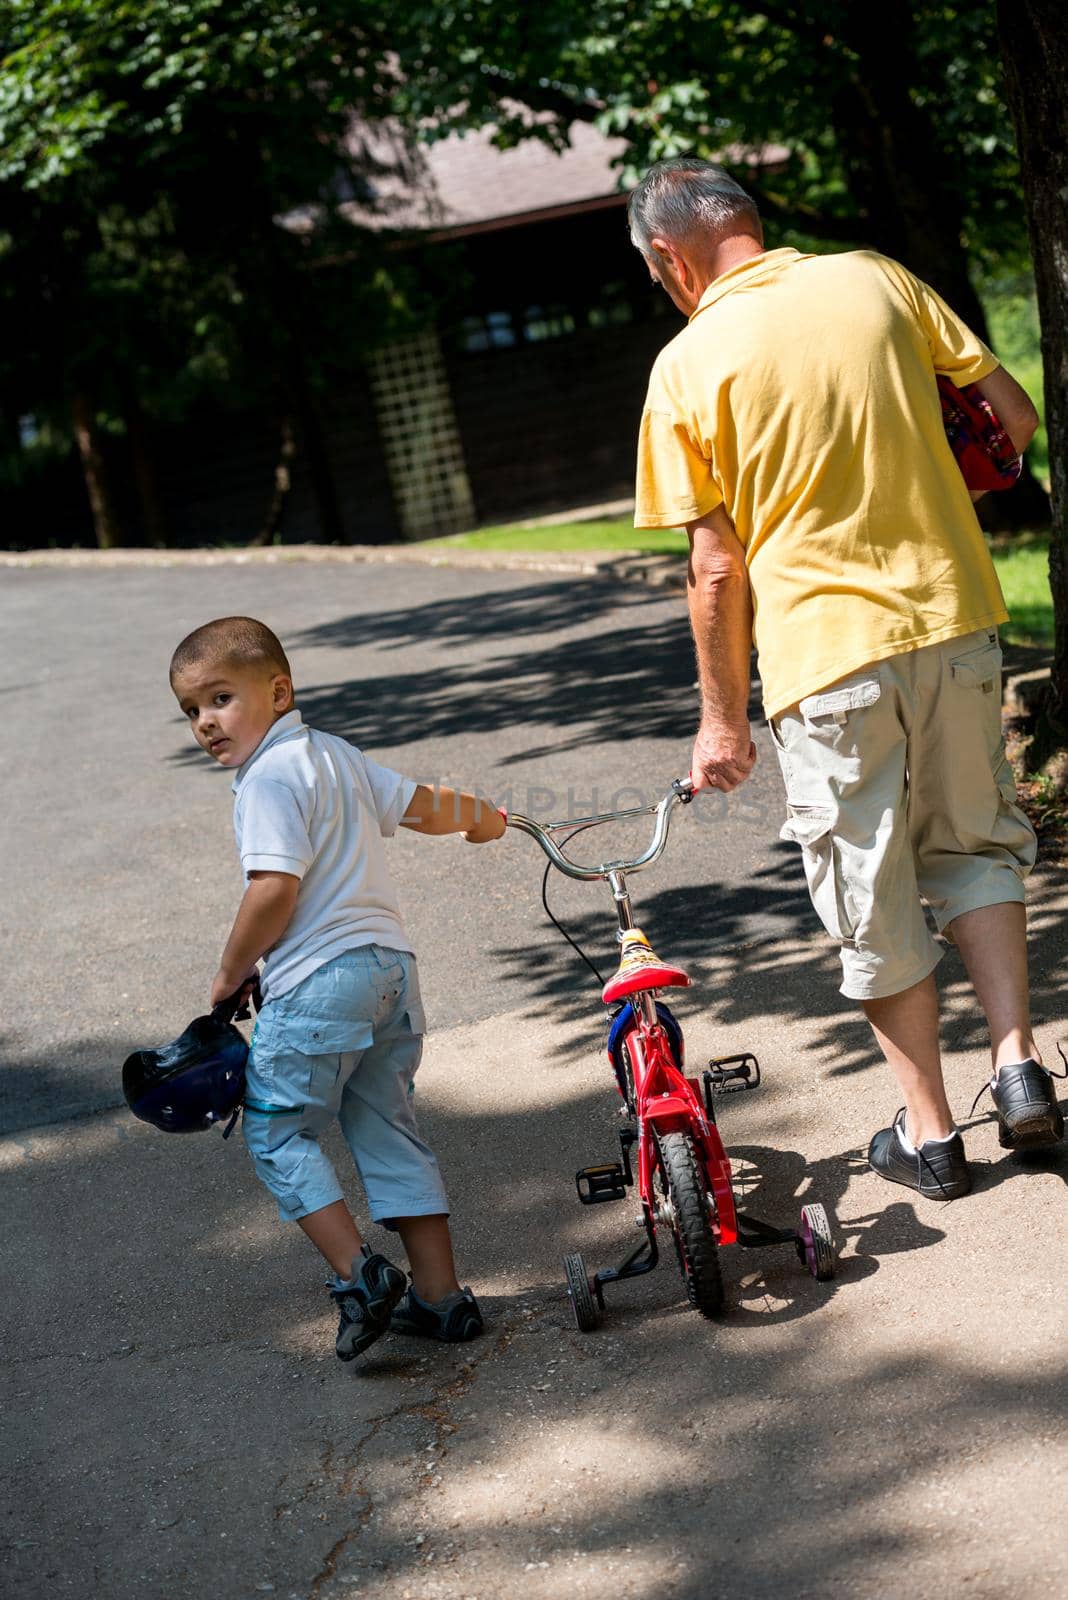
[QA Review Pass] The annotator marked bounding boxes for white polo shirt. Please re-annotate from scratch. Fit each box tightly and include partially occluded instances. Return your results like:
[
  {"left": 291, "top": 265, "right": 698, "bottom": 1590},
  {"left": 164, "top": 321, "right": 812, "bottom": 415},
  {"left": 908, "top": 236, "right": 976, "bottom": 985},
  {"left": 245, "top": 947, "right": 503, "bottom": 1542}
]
[{"left": 231, "top": 710, "right": 417, "bottom": 1001}]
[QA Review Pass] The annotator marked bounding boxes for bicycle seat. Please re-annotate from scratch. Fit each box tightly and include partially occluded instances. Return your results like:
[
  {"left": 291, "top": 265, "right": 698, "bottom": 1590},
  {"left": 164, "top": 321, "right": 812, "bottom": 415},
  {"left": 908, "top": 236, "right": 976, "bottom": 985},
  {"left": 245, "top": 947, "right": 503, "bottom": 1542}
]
[{"left": 602, "top": 928, "right": 691, "bottom": 1005}]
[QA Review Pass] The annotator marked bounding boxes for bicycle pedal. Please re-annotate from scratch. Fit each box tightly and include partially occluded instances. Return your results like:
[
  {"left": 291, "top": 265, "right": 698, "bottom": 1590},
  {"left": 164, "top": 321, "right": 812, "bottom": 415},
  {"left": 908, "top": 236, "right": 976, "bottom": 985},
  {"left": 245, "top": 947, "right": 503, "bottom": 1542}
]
[
  {"left": 575, "top": 1163, "right": 629, "bottom": 1205},
  {"left": 704, "top": 1053, "right": 761, "bottom": 1108},
  {"left": 617, "top": 1126, "right": 637, "bottom": 1186}
]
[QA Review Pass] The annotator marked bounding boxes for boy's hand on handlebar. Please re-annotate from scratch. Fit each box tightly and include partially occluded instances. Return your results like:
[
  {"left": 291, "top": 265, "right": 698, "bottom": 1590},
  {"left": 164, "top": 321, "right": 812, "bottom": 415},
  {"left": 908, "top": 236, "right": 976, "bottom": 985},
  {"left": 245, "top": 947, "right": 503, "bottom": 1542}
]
[
  {"left": 463, "top": 806, "right": 507, "bottom": 845},
  {"left": 691, "top": 718, "right": 757, "bottom": 793}
]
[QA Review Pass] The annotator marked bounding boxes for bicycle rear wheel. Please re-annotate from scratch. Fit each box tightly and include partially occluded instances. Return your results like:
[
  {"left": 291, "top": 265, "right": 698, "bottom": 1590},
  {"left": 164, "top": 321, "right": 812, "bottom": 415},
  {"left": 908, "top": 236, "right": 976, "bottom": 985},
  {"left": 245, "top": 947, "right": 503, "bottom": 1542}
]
[{"left": 655, "top": 1130, "right": 725, "bottom": 1317}]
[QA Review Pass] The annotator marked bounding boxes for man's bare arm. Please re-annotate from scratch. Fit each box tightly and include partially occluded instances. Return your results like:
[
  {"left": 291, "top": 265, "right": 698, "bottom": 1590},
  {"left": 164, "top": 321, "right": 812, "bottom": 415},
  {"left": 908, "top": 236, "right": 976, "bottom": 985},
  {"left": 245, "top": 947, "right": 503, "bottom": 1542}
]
[
  {"left": 686, "top": 506, "right": 757, "bottom": 793},
  {"left": 975, "top": 365, "right": 1040, "bottom": 456},
  {"left": 965, "top": 365, "right": 1039, "bottom": 503}
]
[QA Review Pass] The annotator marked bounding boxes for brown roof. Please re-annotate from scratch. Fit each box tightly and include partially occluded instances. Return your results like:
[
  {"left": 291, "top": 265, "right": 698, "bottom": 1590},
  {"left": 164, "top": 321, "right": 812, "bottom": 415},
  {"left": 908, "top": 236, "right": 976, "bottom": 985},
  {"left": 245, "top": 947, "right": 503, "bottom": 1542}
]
[
  {"left": 337, "top": 116, "right": 630, "bottom": 237},
  {"left": 280, "top": 116, "right": 789, "bottom": 239}
]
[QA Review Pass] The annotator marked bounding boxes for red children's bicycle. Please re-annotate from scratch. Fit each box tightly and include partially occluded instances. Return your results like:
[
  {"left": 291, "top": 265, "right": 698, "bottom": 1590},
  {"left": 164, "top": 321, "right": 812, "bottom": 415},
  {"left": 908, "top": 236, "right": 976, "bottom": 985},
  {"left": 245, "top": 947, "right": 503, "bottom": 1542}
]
[{"left": 507, "top": 778, "right": 837, "bottom": 1328}]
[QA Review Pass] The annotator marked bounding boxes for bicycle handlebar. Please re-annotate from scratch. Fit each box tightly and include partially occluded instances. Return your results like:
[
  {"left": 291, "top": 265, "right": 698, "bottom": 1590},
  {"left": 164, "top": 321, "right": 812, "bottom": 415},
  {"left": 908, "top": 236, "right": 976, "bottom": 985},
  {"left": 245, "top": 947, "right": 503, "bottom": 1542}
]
[{"left": 506, "top": 778, "right": 694, "bottom": 880}]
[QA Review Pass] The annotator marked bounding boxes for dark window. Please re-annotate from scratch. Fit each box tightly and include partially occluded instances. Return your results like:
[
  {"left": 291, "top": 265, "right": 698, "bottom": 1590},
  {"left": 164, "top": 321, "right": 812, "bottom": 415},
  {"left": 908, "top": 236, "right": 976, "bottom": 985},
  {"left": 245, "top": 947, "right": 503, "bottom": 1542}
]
[
  {"left": 522, "top": 304, "right": 577, "bottom": 343},
  {"left": 457, "top": 312, "right": 518, "bottom": 352},
  {"left": 587, "top": 280, "right": 637, "bottom": 329},
  {"left": 588, "top": 300, "right": 634, "bottom": 329}
]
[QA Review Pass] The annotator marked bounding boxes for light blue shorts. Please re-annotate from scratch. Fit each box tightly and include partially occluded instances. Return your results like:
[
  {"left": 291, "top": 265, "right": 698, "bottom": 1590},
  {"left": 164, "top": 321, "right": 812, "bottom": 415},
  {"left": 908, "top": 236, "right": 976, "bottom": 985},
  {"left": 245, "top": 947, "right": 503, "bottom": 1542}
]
[{"left": 242, "top": 946, "right": 448, "bottom": 1227}]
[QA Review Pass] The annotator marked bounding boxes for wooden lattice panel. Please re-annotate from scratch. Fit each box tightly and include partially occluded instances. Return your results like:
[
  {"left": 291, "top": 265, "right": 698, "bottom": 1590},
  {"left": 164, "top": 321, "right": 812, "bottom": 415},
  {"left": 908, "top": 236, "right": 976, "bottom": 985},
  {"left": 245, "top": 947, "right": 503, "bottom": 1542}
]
[{"left": 368, "top": 331, "right": 476, "bottom": 539}]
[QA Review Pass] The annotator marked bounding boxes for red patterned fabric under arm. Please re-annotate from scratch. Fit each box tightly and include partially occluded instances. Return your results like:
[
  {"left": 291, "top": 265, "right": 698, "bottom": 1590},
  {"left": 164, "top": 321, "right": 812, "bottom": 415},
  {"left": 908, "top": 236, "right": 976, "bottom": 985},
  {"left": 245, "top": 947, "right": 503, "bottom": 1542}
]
[{"left": 937, "top": 374, "right": 1023, "bottom": 492}]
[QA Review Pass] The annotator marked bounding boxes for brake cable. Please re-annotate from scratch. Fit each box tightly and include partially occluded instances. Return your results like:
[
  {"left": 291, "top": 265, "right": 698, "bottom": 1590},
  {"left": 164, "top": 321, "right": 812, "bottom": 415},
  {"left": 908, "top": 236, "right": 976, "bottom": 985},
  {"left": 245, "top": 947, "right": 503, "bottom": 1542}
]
[{"left": 539, "top": 821, "right": 608, "bottom": 987}]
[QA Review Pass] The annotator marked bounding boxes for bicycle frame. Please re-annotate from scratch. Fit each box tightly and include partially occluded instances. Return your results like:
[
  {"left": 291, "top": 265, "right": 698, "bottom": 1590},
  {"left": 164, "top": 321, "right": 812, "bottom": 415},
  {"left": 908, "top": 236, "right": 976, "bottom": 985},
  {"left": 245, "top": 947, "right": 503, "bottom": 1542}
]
[
  {"left": 626, "top": 1011, "right": 739, "bottom": 1248},
  {"left": 510, "top": 779, "right": 836, "bottom": 1324},
  {"left": 507, "top": 782, "right": 737, "bottom": 1246}
]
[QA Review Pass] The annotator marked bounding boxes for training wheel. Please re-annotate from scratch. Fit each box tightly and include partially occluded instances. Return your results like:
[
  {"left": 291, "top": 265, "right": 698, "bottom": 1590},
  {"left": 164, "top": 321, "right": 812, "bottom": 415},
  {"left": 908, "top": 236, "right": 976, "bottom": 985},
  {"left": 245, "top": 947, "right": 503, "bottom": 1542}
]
[
  {"left": 797, "top": 1202, "right": 837, "bottom": 1282},
  {"left": 563, "top": 1252, "right": 601, "bottom": 1332}
]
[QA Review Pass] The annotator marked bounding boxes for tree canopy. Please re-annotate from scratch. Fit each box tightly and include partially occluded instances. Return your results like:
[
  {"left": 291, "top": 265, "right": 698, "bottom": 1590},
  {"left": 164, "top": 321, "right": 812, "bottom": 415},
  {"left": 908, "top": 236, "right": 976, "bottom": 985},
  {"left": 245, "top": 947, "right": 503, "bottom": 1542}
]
[
  {"left": 392, "top": 3, "right": 1026, "bottom": 308},
  {"left": 0, "top": 0, "right": 1049, "bottom": 545},
  {"left": 0, "top": 0, "right": 426, "bottom": 540}
]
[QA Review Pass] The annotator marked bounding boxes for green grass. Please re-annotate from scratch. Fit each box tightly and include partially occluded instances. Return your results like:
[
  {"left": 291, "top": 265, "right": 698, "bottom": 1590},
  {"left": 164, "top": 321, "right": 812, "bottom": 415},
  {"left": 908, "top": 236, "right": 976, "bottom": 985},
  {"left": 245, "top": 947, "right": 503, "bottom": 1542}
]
[
  {"left": 991, "top": 535, "right": 1053, "bottom": 646},
  {"left": 430, "top": 513, "right": 1054, "bottom": 648},
  {"left": 423, "top": 517, "right": 687, "bottom": 556}
]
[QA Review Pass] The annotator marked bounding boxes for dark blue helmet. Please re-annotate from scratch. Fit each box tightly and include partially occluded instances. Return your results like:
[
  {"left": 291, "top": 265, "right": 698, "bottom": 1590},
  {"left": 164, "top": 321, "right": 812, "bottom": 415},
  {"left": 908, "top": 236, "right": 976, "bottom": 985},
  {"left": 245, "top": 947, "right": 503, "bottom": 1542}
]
[{"left": 122, "top": 1003, "right": 250, "bottom": 1136}]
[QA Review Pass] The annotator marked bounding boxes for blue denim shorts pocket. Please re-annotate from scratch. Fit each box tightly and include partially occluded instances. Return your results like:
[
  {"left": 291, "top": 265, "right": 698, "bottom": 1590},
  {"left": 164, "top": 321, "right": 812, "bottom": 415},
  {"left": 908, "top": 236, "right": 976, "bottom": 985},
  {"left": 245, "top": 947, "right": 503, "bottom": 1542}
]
[
  {"left": 402, "top": 995, "right": 426, "bottom": 1036},
  {"left": 272, "top": 1010, "right": 373, "bottom": 1056}
]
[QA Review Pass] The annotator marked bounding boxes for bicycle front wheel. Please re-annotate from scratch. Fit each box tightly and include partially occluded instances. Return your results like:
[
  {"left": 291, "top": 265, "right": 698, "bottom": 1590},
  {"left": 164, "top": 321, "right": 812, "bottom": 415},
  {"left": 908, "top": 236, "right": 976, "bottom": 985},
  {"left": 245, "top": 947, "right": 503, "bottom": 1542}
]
[{"left": 655, "top": 1129, "right": 725, "bottom": 1318}]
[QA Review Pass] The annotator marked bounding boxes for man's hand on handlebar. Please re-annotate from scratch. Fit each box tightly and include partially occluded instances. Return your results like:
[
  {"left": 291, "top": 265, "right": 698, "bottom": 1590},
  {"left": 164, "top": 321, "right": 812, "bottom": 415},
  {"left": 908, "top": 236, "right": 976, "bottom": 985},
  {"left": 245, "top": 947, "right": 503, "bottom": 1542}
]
[{"left": 690, "top": 717, "right": 757, "bottom": 793}]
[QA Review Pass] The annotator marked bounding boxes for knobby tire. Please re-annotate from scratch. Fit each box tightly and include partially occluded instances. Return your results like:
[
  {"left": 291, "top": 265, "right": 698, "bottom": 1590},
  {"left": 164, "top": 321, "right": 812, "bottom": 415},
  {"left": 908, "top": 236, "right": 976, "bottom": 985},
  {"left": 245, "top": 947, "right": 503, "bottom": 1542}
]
[{"left": 656, "top": 1129, "right": 725, "bottom": 1318}]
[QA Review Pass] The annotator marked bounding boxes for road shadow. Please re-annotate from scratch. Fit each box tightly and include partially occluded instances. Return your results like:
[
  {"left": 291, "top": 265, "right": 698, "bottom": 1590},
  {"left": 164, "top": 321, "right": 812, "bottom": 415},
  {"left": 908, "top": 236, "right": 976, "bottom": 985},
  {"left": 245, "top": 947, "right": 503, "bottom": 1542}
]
[
  {"left": 7, "top": 1019, "right": 1065, "bottom": 1600},
  {"left": 165, "top": 576, "right": 764, "bottom": 767},
  {"left": 495, "top": 856, "right": 1068, "bottom": 1087}
]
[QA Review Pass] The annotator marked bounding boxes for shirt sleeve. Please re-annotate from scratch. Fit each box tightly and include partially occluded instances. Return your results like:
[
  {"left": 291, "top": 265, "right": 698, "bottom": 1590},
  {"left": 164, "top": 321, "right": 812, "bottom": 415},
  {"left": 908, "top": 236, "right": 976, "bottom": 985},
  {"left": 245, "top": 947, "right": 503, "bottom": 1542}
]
[
  {"left": 634, "top": 363, "right": 724, "bottom": 529},
  {"left": 359, "top": 754, "right": 418, "bottom": 838},
  {"left": 237, "top": 777, "right": 313, "bottom": 879},
  {"left": 901, "top": 267, "right": 999, "bottom": 387}
]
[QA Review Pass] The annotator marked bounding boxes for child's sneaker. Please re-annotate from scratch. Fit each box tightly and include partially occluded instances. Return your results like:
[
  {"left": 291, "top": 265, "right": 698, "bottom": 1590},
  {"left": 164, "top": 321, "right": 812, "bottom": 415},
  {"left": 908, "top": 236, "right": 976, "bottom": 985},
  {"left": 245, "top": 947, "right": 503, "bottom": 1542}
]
[
  {"left": 329, "top": 1245, "right": 407, "bottom": 1362},
  {"left": 390, "top": 1286, "right": 484, "bottom": 1343}
]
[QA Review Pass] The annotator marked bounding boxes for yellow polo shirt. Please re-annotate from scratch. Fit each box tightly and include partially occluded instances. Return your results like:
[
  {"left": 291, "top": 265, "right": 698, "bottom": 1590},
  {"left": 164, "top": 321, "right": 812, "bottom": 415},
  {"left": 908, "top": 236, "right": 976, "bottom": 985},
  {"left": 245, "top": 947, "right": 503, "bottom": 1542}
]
[{"left": 634, "top": 248, "right": 1007, "bottom": 718}]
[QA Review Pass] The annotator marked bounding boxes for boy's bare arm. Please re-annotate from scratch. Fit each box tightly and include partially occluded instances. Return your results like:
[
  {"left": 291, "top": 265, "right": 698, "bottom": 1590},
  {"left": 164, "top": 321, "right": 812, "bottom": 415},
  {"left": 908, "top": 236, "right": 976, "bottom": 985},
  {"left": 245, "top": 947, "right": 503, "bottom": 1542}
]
[
  {"left": 401, "top": 784, "right": 506, "bottom": 844},
  {"left": 211, "top": 870, "right": 300, "bottom": 1005}
]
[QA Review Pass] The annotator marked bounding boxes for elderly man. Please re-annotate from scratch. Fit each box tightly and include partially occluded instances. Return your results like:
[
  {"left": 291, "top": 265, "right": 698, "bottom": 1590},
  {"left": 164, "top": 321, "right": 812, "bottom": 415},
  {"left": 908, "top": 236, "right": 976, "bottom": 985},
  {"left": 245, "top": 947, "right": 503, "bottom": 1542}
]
[{"left": 630, "top": 156, "right": 1063, "bottom": 1199}]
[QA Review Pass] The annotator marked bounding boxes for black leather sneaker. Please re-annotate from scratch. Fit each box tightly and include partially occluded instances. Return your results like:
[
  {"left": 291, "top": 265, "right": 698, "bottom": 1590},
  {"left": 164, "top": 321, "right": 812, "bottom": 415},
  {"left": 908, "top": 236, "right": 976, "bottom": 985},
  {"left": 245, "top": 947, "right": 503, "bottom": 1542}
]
[
  {"left": 390, "top": 1286, "right": 484, "bottom": 1343},
  {"left": 976, "top": 1058, "right": 1065, "bottom": 1150},
  {"left": 868, "top": 1109, "right": 971, "bottom": 1200},
  {"left": 329, "top": 1245, "right": 407, "bottom": 1361}
]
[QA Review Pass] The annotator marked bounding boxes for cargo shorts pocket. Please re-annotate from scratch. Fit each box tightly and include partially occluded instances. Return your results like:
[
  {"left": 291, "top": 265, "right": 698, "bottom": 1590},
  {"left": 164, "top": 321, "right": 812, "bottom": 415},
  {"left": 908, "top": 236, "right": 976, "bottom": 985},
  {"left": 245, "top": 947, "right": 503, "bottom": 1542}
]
[
  {"left": 991, "top": 756, "right": 1038, "bottom": 875},
  {"left": 263, "top": 1009, "right": 375, "bottom": 1056},
  {"left": 798, "top": 677, "right": 882, "bottom": 724},
  {"left": 948, "top": 633, "right": 1001, "bottom": 692},
  {"left": 780, "top": 805, "right": 856, "bottom": 942},
  {"left": 947, "top": 633, "right": 1005, "bottom": 766},
  {"left": 268, "top": 1010, "right": 375, "bottom": 1094},
  {"left": 402, "top": 996, "right": 427, "bottom": 1037},
  {"left": 780, "top": 674, "right": 882, "bottom": 799}
]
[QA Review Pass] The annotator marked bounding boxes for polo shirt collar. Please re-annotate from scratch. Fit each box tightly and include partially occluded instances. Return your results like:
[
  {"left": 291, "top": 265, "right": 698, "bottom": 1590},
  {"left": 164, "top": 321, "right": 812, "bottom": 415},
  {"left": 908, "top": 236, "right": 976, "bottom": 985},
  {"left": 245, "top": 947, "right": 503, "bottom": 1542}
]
[
  {"left": 689, "top": 247, "right": 810, "bottom": 321},
  {"left": 232, "top": 708, "right": 305, "bottom": 792}
]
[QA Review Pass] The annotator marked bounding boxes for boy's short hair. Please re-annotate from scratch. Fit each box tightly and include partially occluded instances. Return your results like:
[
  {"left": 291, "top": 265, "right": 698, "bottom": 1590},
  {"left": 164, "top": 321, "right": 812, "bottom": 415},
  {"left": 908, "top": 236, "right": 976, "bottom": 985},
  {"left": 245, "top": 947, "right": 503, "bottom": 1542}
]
[{"left": 169, "top": 617, "right": 292, "bottom": 685}]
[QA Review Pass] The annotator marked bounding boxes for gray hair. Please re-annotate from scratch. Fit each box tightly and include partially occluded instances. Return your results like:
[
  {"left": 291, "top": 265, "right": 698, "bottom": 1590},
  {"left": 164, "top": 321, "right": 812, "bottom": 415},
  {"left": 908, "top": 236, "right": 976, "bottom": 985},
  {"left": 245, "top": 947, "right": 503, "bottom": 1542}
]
[{"left": 628, "top": 158, "right": 761, "bottom": 257}]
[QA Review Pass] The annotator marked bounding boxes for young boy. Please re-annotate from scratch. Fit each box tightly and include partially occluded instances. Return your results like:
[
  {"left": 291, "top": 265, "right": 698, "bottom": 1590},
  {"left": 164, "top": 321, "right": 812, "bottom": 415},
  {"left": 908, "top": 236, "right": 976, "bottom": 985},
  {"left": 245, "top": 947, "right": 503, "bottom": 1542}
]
[{"left": 169, "top": 615, "right": 505, "bottom": 1362}]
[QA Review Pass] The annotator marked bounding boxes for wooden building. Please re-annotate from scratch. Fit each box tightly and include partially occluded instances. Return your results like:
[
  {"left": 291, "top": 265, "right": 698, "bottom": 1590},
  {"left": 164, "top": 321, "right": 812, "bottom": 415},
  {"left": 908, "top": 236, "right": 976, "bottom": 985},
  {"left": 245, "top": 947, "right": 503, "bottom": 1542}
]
[{"left": 11, "top": 126, "right": 730, "bottom": 547}]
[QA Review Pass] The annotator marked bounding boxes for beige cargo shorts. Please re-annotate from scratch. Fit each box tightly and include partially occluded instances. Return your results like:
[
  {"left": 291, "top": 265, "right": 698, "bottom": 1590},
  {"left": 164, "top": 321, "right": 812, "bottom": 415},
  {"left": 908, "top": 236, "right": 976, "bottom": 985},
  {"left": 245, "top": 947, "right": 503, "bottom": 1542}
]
[{"left": 769, "top": 628, "right": 1037, "bottom": 1001}]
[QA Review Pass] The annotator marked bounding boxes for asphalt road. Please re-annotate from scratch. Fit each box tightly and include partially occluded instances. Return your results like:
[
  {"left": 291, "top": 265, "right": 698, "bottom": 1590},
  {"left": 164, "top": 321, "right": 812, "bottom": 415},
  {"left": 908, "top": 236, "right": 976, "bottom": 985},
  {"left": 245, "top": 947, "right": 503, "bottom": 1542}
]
[
  {"left": 3, "top": 557, "right": 1067, "bottom": 1600},
  {"left": 0, "top": 557, "right": 802, "bottom": 1134}
]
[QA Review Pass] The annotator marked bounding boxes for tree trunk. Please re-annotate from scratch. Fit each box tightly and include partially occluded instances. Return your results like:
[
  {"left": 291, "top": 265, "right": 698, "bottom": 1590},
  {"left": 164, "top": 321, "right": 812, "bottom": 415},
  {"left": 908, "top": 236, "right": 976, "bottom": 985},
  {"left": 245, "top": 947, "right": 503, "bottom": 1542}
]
[
  {"left": 832, "top": 2, "right": 1050, "bottom": 529},
  {"left": 832, "top": 11, "right": 983, "bottom": 314},
  {"left": 289, "top": 356, "right": 346, "bottom": 544},
  {"left": 254, "top": 203, "right": 347, "bottom": 544},
  {"left": 71, "top": 390, "right": 123, "bottom": 549},
  {"left": 249, "top": 415, "right": 297, "bottom": 546},
  {"left": 121, "top": 385, "right": 171, "bottom": 547},
  {"left": 2, "top": 404, "right": 24, "bottom": 483},
  {"left": 998, "top": 1, "right": 1068, "bottom": 785}
]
